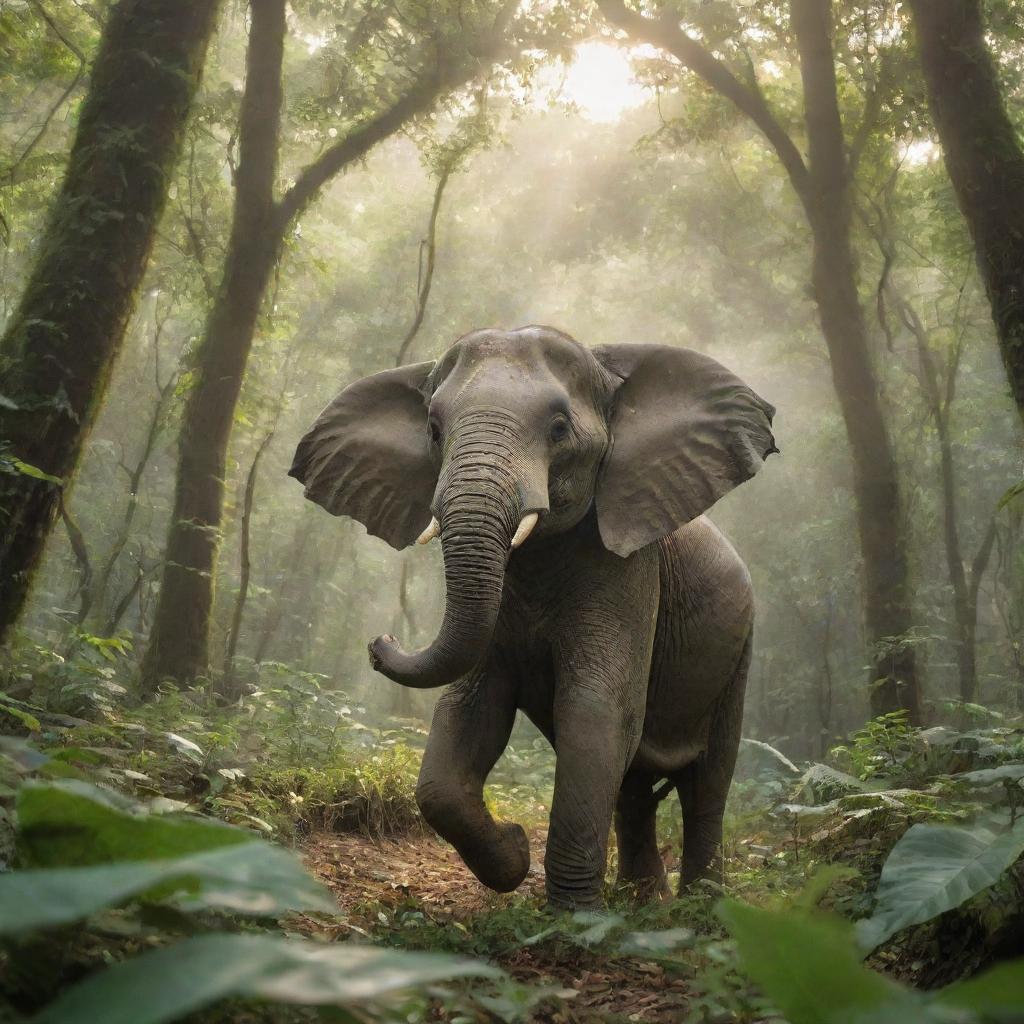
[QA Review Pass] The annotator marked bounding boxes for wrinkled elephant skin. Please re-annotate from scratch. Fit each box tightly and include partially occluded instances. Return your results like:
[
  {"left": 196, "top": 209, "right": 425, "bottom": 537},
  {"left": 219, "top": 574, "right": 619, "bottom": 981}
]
[{"left": 290, "top": 326, "right": 776, "bottom": 908}]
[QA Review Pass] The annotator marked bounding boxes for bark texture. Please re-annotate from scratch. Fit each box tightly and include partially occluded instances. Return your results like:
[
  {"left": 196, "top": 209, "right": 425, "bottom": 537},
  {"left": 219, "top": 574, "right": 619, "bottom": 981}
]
[
  {"left": 908, "top": 0, "right": 1024, "bottom": 427},
  {"left": 792, "top": 0, "right": 919, "bottom": 720},
  {"left": 139, "top": 0, "right": 285, "bottom": 690},
  {"left": 0, "top": 0, "right": 219, "bottom": 642}
]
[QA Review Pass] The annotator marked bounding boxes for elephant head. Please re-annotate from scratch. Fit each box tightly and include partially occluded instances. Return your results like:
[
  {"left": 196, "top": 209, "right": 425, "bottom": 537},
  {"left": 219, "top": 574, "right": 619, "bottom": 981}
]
[{"left": 289, "top": 326, "right": 776, "bottom": 689}]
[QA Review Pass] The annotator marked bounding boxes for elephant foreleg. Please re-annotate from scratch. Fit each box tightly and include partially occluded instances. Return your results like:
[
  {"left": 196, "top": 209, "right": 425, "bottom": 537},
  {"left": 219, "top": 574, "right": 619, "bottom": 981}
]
[
  {"left": 544, "top": 550, "right": 657, "bottom": 909},
  {"left": 415, "top": 655, "right": 530, "bottom": 893}
]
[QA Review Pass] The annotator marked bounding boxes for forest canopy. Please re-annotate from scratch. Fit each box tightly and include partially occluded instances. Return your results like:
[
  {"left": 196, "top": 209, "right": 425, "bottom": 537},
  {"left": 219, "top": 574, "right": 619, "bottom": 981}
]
[{"left": 0, "top": 0, "right": 1023, "bottom": 1021}]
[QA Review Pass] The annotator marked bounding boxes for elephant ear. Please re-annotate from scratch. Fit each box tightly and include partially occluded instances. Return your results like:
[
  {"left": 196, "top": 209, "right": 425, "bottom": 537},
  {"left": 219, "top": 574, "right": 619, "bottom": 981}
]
[
  {"left": 289, "top": 360, "right": 437, "bottom": 550},
  {"left": 593, "top": 344, "right": 776, "bottom": 557}
]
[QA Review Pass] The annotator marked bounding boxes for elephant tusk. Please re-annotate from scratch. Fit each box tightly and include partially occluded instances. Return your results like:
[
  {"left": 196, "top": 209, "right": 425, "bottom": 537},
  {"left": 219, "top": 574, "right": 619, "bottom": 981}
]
[
  {"left": 416, "top": 517, "right": 440, "bottom": 545},
  {"left": 510, "top": 512, "right": 539, "bottom": 551}
]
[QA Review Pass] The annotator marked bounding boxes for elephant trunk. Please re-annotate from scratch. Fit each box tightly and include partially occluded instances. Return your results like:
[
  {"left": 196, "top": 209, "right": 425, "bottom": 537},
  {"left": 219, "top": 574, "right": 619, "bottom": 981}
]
[{"left": 368, "top": 412, "right": 527, "bottom": 689}]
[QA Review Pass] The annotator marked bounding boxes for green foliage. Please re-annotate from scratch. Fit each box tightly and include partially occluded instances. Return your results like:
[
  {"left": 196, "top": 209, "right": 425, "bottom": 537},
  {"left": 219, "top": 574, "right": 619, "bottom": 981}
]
[
  {"left": 0, "top": 842, "right": 336, "bottom": 935},
  {"left": 250, "top": 747, "right": 422, "bottom": 837},
  {"left": 720, "top": 900, "right": 914, "bottom": 1023},
  {"left": 243, "top": 662, "right": 356, "bottom": 763},
  {"left": 0, "top": 781, "right": 337, "bottom": 933},
  {"left": 790, "top": 762, "right": 868, "bottom": 803},
  {"left": 719, "top": 899, "right": 1024, "bottom": 1024},
  {"left": 4, "top": 634, "right": 133, "bottom": 718},
  {"left": 830, "top": 711, "right": 919, "bottom": 782},
  {"left": 16, "top": 779, "right": 249, "bottom": 866},
  {"left": 0, "top": 758, "right": 506, "bottom": 1023},
  {"left": 856, "top": 818, "right": 1024, "bottom": 951},
  {"left": 937, "top": 960, "right": 1024, "bottom": 1020},
  {"left": 0, "top": 691, "right": 41, "bottom": 733},
  {"left": 32, "top": 934, "right": 500, "bottom": 1024},
  {"left": 0, "top": 446, "right": 63, "bottom": 485}
]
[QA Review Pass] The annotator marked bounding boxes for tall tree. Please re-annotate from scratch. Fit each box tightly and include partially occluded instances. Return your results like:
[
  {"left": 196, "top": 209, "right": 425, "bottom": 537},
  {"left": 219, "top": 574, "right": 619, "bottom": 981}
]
[
  {"left": 907, "top": 0, "right": 1024, "bottom": 428},
  {"left": 0, "top": 0, "right": 220, "bottom": 643},
  {"left": 140, "top": 0, "right": 520, "bottom": 690},
  {"left": 876, "top": 257, "right": 998, "bottom": 705},
  {"left": 598, "top": 0, "right": 921, "bottom": 719}
]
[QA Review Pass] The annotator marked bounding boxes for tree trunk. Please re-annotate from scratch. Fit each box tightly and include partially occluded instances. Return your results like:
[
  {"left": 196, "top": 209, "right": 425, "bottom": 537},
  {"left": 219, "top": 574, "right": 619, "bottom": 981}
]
[
  {"left": 394, "top": 163, "right": 452, "bottom": 367},
  {"left": 934, "top": 384, "right": 976, "bottom": 704},
  {"left": 139, "top": 0, "right": 286, "bottom": 692},
  {"left": 140, "top": 4, "right": 514, "bottom": 689},
  {"left": 963, "top": 516, "right": 997, "bottom": 705},
  {"left": 252, "top": 525, "right": 306, "bottom": 666},
  {"left": 92, "top": 338, "right": 181, "bottom": 629},
  {"left": 994, "top": 514, "right": 1024, "bottom": 708},
  {"left": 598, "top": 0, "right": 921, "bottom": 720},
  {"left": 817, "top": 595, "right": 834, "bottom": 758},
  {"left": 907, "top": 0, "right": 1024, "bottom": 427},
  {"left": 792, "top": 0, "right": 920, "bottom": 721},
  {"left": 905, "top": 304, "right": 978, "bottom": 703},
  {"left": 59, "top": 494, "right": 93, "bottom": 626},
  {"left": 0, "top": 0, "right": 219, "bottom": 642},
  {"left": 389, "top": 557, "right": 418, "bottom": 716},
  {"left": 222, "top": 427, "right": 275, "bottom": 690}
]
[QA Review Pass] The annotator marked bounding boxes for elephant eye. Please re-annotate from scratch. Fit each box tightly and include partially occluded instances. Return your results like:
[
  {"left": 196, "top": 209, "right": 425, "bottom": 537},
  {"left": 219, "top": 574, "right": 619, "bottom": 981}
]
[
  {"left": 428, "top": 418, "right": 442, "bottom": 445},
  {"left": 549, "top": 415, "right": 570, "bottom": 443}
]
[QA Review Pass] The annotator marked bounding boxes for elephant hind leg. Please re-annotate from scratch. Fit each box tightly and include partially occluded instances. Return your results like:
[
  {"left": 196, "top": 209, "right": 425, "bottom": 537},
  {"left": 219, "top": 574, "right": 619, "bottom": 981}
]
[
  {"left": 676, "top": 634, "right": 751, "bottom": 891},
  {"left": 614, "top": 772, "right": 671, "bottom": 901}
]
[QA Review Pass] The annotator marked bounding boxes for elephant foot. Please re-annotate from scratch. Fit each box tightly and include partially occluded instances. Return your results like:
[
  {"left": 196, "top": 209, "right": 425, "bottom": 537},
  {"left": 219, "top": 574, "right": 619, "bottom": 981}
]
[
  {"left": 620, "top": 874, "right": 672, "bottom": 905},
  {"left": 462, "top": 821, "right": 531, "bottom": 893},
  {"left": 545, "top": 888, "right": 605, "bottom": 912}
]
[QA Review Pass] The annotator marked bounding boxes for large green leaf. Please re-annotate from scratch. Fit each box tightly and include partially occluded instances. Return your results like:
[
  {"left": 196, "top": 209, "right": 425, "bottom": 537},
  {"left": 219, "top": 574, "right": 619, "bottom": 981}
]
[
  {"left": 0, "top": 841, "right": 337, "bottom": 935},
  {"left": 856, "top": 820, "right": 1024, "bottom": 951},
  {"left": 16, "top": 780, "right": 249, "bottom": 866},
  {"left": 717, "top": 900, "right": 918, "bottom": 1024},
  {"left": 33, "top": 934, "right": 501, "bottom": 1024}
]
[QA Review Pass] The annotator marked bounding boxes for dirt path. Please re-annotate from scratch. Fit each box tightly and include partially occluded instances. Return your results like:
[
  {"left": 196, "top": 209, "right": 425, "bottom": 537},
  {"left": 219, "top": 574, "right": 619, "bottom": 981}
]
[{"left": 302, "top": 830, "right": 693, "bottom": 1022}]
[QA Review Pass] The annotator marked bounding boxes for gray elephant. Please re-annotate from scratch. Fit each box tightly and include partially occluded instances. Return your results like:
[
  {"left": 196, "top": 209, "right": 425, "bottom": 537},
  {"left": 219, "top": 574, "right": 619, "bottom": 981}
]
[{"left": 290, "top": 326, "right": 775, "bottom": 909}]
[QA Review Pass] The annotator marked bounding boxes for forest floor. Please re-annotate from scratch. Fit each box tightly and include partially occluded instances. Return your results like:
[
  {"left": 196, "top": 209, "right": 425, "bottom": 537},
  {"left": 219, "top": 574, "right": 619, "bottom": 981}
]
[
  {"left": 4, "top": 660, "right": 1024, "bottom": 1023},
  {"left": 302, "top": 829, "right": 695, "bottom": 1022}
]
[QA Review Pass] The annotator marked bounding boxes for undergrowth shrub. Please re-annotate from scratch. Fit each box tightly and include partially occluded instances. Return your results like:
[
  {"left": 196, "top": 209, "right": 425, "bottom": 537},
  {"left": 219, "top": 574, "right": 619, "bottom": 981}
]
[{"left": 251, "top": 748, "right": 423, "bottom": 839}]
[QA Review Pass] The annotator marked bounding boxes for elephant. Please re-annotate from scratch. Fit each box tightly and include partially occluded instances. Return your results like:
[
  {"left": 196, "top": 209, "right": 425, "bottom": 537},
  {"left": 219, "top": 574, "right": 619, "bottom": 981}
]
[{"left": 289, "top": 325, "right": 776, "bottom": 909}]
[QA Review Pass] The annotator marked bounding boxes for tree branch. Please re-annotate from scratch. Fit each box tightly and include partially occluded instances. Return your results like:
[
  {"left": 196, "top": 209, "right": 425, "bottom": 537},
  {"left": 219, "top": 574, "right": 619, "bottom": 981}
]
[
  {"left": 968, "top": 515, "right": 998, "bottom": 602},
  {"left": 1, "top": 0, "right": 86, "bottom": 201},
  {"left": 222, "top": 424, "right": 275, "bottom": 686},
  {"left": 596, "top": 0, "right": 810, "bottom": 208},
  {"left": 394, "top": 163, "right": 452, "bottom": 366},
  {"left": 848, "top": 50, "right": 891, "bottom": 177},
  {"left": 277, "top": 69, "right": 443, "bottom": 228},
  {"left": 275, "top": 0, "right": 517, "bottom": 231},
  {"left": 59, "top": 490, "right": 92, "bottom": 624}
]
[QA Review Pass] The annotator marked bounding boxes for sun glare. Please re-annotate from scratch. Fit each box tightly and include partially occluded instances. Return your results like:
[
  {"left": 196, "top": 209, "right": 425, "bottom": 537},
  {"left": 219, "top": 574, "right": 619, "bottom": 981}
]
[{"left": 545, "top": 41, "right": 651, "bottom": 123}]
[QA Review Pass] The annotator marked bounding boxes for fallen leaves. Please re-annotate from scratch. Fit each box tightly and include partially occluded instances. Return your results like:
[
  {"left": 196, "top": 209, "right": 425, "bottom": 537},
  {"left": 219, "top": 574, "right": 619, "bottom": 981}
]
[{"left": 300, "top": 830, "right": 695, "bottom": 1021}]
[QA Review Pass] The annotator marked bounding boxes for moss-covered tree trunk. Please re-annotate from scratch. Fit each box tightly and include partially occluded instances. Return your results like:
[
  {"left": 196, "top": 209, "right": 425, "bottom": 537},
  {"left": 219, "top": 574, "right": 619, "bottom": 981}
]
[
  {"left": 0, "top": 0, "right": 219, "bottom": 643},
  {"left": 908, "top": 0, "right": 1024, "bottom": 428}
]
